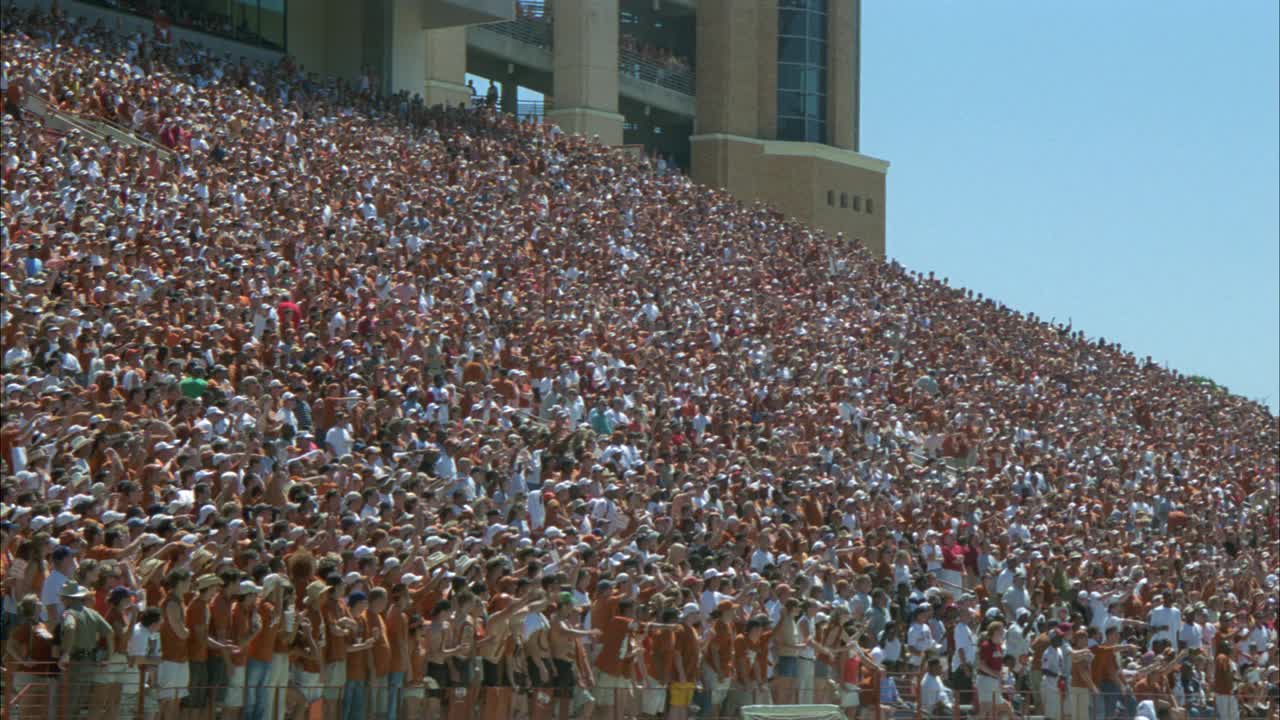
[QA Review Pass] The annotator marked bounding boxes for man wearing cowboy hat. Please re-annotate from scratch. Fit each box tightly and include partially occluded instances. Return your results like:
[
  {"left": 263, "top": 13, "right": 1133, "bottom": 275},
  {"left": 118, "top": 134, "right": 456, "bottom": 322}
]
[{"left": 58, "top": 580, "right": 114, "bottom": 718}]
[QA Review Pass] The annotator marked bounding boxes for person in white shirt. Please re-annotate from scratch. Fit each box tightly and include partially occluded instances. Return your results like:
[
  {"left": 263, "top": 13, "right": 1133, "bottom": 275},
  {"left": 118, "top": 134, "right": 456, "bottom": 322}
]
[
  {"left": 1147, "top": 595, "right": 1182, "bottom": 651},
  {"left": 40, "top": 546, "right": 75, "bottom": 623},
  {"left": 749, "top": 537, "right": 776, "bottom": 573},
  {"left": 126, "top": 607, "right": 164, "bottom": 719},
  {"left": 1004, "top": 609, "right": 1033, "bottom": 665},
  {"left": 906, "top": 605, "right": 940, "bottom": 668},
  {"left": 1040, "top": 628, "right": 1069, "bottom": 720},
  {"left": 952, "top": 608, "right": 977, "bottom": 672},
  {"left": 324, "top": 412, "right": 354, "bottom": 457},
  {"left": 698, "top": 571, "right": 735, "bottom": 617},
  {"left": 920, "top": 657, "right": 955, "bottom": 717},
  {"left": 1179, "top": 607, "right": 1206, "bottom": 651},
  {"left": 1002, "top": 573, "right": 1032, "bottom": 619}
]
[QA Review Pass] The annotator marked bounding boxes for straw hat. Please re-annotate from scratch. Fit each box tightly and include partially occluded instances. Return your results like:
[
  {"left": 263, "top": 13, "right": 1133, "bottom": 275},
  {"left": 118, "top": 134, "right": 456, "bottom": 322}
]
[
  {"left": 305, "top": 580, "right": 331, "bottom": 607},
  {"left": 194, "top": 573, "right": 223, "bottom": 591}
]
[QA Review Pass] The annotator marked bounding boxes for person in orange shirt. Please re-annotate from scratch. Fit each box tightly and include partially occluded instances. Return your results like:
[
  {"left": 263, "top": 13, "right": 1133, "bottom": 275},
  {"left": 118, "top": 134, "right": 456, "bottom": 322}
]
[
  {"left": 402, "top": 614, "right": 428, "bottom": 720},
  {"left": 384, "top": 584, "right": 412, "bottom": 720},
  {"left": 703, "top": 601, "right": 736, "bottom": 716},
  {"left": 158, "top": 568, "right": 193, "bottom": 720},
  {"left": 668, "top": 603, "right": 702, "bottom": 720},
  {"left": 182, "top": 573, "right": 223, "bottom": 716},
  {"left": 227, "top": 580, "right": 265, "bottom": 720},
  {"left": 244, "top": 575, "right": 283, "bottom": 720},
  {"left": 1091, "top": 626, "right": 1141, "bottom": 720},
  {"left": 1213, "top": 639, "right": 1239, "bottom": 720},
  {"left": 342, "top": 591, "right": 376, "bottom": 720},
  {"left": 265, "top": 577, "right": 299, "bottom": 720},
  {"left": 366, "top": 587, "right": 392, "bottom": 720},
  {"left": 594, "top": 597, "right": 642, "bottom": 720},
  {"left": 207, "top": 570, "right": 241, "bottom": 715},
  {"left": 734, "top": 616, "right": 772, "bottom": 706},
  {"left": 640, "top": 607, "right": 678, "bottom": 717}
]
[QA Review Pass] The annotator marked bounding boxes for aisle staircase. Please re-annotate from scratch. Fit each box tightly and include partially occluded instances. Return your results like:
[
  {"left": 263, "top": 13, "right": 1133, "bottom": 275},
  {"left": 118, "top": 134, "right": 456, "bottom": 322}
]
[{"left": 23, "top": 95, "right": 174, "bottom": 160}]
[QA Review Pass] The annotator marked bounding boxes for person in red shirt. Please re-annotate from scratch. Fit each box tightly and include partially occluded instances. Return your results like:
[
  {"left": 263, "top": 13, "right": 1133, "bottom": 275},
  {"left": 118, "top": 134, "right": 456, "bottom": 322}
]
[{"left": 977, "top": 621, "right": 1005, "bottom": 720}]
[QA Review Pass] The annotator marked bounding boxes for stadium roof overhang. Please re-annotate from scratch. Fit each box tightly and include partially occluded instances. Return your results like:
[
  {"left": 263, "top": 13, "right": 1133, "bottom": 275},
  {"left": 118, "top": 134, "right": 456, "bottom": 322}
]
[{"left": 423, "top": 0, "right": 514, "bottom": 28}]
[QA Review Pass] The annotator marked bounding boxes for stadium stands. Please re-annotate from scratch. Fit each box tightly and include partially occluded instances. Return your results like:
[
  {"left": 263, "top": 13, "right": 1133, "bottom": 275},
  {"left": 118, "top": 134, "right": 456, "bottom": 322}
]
[{"left": 2, "top": 5, "right": 1277, "bottom": 720}]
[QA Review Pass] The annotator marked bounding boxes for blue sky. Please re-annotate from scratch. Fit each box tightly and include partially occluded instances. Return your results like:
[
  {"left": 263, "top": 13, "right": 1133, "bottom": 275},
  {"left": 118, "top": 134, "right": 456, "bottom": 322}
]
[{"left": 861, "top": 0, "right": 1279, "bottom": 411}]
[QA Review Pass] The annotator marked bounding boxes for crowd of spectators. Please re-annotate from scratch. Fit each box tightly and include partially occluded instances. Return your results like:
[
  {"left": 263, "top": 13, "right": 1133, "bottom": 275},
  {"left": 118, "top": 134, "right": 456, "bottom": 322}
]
[
  {"left": 618, "top": 34, "right": 692, "bottom": 80},
  {"left": 1, "top": 5, "right": 1278, "bottom": 720}
]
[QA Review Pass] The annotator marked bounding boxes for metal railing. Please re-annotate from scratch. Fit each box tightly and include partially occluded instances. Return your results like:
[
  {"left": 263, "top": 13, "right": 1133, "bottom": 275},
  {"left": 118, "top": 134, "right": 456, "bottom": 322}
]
[
  {"left": 480, "top": 16, "right": 552, "bottom": 49},
  {"left": 2, "top": 663, "right": 1239, "bottom": 720},
  {"left": 618, "top": 45, "right": 695, "bottom": 96},
  {"left": 516, "top": 99, "right": 547, "bottom": 120},
  {"left": 467, "top": 97, "right": 548, "bottom": 122}
]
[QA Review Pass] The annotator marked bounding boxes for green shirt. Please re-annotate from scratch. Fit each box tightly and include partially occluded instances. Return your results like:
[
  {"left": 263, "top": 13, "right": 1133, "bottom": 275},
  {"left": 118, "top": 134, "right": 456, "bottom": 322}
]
[
  {"left": 62, "top": 605, "right": 112, "bottom": 653},
  {"left": 179, "top": 376, "right": 209, "bottom": 399}
]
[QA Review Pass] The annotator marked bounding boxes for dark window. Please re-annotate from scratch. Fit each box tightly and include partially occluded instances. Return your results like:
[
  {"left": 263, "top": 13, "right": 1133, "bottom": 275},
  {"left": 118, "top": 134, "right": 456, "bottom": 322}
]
[
  {"left": 827, "top": 190, "right": 835, "bottom": 206},
  {"left": 852, "top": 195, "right": 861, "bottom": 211},
  {"left": 778, "top": 91, "right": 805, "bottom": 117},
  {"left": 865, "top": 198, "right": 875, "bottom": 214},
  {"left": 778, "top": 64, "right": 804, "bottom": 91},
  {"left": 779, "top": 9, "right": 808, "bottom": 36},
  {"left": 778, "top": 36, "right": 808, "bottom": 63},
  {"left": 840, "top": 193, "right": 848, "bottom": 208},
  {"left": 776, "top": 0, "right": 827, "bottom": 143}
]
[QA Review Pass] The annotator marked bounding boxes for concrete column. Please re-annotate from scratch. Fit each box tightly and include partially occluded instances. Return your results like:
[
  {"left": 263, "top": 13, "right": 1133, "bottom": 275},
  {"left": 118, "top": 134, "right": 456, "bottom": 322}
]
[
  {"left": 548, "top": 0, "right": 623, "bottom": 145},
  {"left": 755, "top": 0, "right": 777, "bottom": 140},
  {"left": 693, "top": 0, "right": 760, "bottom": 138},
  {"left": 424, "top": 27, "right": 471, "bottom": 108},
  {"left": 501, "top": 78, "right": 519, "bottom": 115},
  {"left": 827, "top": 0, "right": 857, "bottom": 150},
  {"left": 386, "top": 0, "right": 426, "bottom": 98},
  {"left": 288, "top": 0, "right": 366, "bottom": 87}
]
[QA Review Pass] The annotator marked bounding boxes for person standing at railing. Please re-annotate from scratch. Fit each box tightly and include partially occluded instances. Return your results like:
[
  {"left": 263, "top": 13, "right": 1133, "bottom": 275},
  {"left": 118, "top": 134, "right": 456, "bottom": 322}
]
[
  {"left": 402, "top": 616, "right": 428, "bottom": 720},
  {"left": 1042, "top": 625, "right": 1070, "bottom": 720},
  {"left": 228, "top": 581, "right": 266, "bottom": 720},
  {"left": 668, "top": 603, "right": 700, "bottom": 720},
  {"left": 98, "top": 585, "right": 138, "bottom": 720},
  {"left": 59, "top": 580, "right": 115, "bottom": 719},
  {"left": 129, "top": 607, "right": 166, "bottom": 720},
  {"left": 1068, "top": 629, "right": 1098, "bottom": 720},
  {"left": 342, "top": 591, "right": 375, "bottom": 720},
  {"left": 4, "top": 593, "right": 55, "bottom": 720},
  {"left": 366, "top": 586, "right": 392, "bottom": 720},
  {"left": 265, "top": 579, "right": 299, "bottom": 720},
  {"left": 385, "top": 584, "right": 412, "bottom": 720},
  {"left": 702, "top": 600, "right": 735, "bottom": 718},
  {"left": 159, "top": 569, "right": 193, "bottom": 720},
  {"left": 977, "top": 621, "right": 1006, "bottom": 720},
  {"left": 920, "top": 655, "right": 956, "bottom": 718},
  {"left": 1091, "top": 626, "right": 1141, "bottom": 720},
  {"left": 183, "top": 573, "right": 223, "bottom": 720},
  {"left": 1214, "top": 639, "right": 1240, "bottom": 720}
]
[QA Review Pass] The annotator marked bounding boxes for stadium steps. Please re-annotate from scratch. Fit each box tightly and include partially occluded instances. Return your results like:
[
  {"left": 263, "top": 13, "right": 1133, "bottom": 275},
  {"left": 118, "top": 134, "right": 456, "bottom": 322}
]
[{"left": 23, "top": 95, "right": 174, "bottom": 159}]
